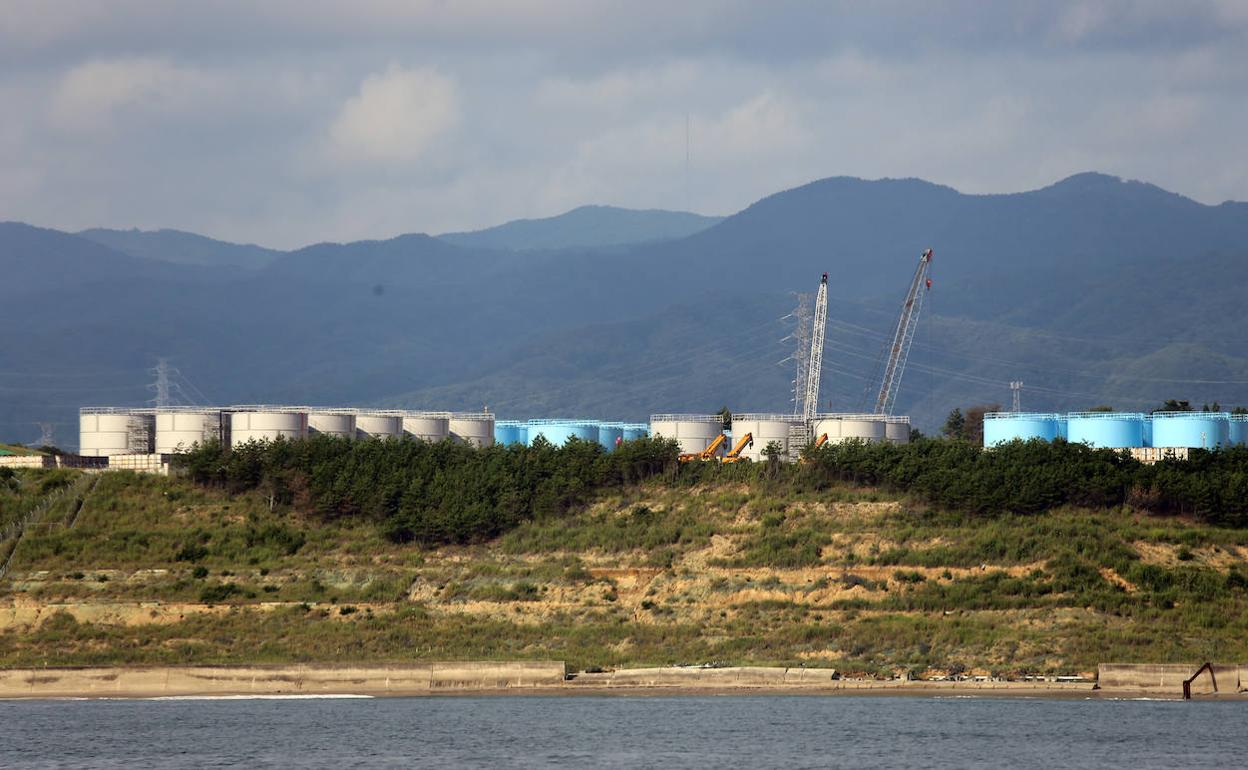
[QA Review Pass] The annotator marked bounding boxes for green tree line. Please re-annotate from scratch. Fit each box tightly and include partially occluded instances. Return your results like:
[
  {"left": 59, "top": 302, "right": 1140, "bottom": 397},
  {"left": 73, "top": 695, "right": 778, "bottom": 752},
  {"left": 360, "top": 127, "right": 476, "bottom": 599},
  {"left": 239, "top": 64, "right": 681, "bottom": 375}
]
[{"left": 174, "top": 433, "right": 1248, "bottom": 547}]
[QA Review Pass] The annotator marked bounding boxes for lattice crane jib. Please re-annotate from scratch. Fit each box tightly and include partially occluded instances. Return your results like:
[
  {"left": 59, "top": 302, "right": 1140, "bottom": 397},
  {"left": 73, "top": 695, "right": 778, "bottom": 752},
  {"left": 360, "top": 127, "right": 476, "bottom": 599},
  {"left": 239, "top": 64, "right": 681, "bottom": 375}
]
[
  {"left": 875, "top": 249, "right": 933, "bottom": 416},
  {"left": 802, "top": 273, "right": 829, "bottom": 424}
]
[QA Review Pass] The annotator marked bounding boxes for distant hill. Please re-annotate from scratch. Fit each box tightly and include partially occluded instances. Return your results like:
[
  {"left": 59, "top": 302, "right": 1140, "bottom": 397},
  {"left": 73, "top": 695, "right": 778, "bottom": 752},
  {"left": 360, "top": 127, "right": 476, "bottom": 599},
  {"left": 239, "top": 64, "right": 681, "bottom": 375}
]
[
  {"left": 3, "top": 172, "right": 1248, "bottom": 447},
  {"left": 78, "top": 228, "right": 282, "bottom": 269},
  {"left": 437, "top": 205, "right": 722, "bottom": 251}
]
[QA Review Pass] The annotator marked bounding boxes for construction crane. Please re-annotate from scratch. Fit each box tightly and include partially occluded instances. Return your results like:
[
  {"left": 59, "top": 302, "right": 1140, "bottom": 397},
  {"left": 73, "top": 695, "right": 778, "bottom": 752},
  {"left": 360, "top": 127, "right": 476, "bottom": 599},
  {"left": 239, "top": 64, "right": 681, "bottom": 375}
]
[
  {"left": 801, "top": 273, "right": 829, "bottom": 423},
  {"left": 874, "top": 249, "right": 933, "bottom": 415},
  {"left": 678, "top": 433, "right": 727, "bottom": 462},
  {"left": 721, "top": 433, "right": 754, "bottom": 463}
]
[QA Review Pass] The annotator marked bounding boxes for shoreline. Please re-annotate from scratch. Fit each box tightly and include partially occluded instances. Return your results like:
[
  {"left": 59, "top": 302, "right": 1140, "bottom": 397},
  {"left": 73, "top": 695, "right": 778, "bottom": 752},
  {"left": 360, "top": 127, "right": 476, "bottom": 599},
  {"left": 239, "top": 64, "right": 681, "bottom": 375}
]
[{"left": 2, "top": 662, "right": 1235, "bottom": 701}]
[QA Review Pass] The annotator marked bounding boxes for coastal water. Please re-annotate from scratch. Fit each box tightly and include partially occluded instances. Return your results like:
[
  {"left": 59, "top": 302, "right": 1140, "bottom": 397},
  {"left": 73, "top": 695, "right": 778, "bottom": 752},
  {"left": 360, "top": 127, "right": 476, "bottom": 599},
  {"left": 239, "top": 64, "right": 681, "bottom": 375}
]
[{"left": 2, "top": 694, "right": 1245, "bottom": 768}]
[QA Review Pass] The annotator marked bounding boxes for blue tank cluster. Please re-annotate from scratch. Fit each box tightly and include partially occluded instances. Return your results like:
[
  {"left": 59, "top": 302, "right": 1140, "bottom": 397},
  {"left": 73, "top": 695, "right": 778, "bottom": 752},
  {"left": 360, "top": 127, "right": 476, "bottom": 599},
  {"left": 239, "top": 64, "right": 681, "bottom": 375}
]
[
  {"left": 494, "top": 420, "right": 527, "bottom": 446},
  {"left": 985, "top": 411, "right": 1240, "bottom": 450},
  {"left": 983, "top": 413, "right": 1061, "bottom": 446},
  {"left": 1231, "top": 416, "right": 1248, "bottom": 447},
  {"left": 1151, "top": 412, "right": 1230, "bottom": 449},
  {"left": 506, "top": 419, "right": 652, "bottom": 451}
]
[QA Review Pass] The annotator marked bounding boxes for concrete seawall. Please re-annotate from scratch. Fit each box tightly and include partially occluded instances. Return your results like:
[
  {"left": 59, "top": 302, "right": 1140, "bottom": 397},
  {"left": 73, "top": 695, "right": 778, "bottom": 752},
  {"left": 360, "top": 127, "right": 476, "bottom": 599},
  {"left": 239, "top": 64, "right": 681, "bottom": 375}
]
[
  {"left": 0, "top": 662, "right": 566, "bottom": 699},
  {"left": 1098, "top": 663, "right": 1247, "bottom": 695},
  {"left": 570, "top": 667, "right": 1093, "bottom": 693}
]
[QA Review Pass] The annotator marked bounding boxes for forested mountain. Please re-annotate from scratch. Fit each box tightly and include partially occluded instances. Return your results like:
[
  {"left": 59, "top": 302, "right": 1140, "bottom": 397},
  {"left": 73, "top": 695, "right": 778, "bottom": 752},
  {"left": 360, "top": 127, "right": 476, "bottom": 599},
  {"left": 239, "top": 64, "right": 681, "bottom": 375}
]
[
  {"left": 437, "top": 205, "right": 722, "bottom": 251},
  {"left": 77, "top": 228, "right": 282, "bottom": 269},
  {"left": 2, "top": 173, "right": 1247, "bottom": 448}
]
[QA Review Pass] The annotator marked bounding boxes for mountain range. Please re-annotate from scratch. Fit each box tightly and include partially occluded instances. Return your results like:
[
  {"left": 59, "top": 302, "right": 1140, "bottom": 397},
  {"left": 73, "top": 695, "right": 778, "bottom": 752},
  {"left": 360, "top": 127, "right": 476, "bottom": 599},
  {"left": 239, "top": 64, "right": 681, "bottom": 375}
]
[{"left": 3, "top": 172, "right": 1247, "bottom": 449}]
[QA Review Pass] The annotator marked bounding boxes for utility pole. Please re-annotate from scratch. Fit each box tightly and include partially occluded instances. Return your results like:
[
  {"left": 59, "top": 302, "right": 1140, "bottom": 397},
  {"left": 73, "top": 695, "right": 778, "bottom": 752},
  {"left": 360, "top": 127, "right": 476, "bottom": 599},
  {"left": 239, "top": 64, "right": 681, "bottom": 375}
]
[{"left": 1010, "top": 381, "right": 1023, "bottom": 413}]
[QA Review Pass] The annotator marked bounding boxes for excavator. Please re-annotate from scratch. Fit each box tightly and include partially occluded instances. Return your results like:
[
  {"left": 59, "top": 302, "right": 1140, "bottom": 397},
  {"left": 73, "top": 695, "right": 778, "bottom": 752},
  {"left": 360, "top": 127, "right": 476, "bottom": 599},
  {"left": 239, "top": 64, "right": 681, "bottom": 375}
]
[{"left": 678, "top": 432, "right": 754, "bottom": 463}]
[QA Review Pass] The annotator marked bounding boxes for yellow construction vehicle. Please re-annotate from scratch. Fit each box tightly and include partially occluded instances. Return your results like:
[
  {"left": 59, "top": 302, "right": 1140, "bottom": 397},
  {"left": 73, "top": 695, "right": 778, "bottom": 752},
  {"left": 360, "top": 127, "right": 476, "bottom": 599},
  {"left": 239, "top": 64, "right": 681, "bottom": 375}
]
[
  {"left": 678, "top": 433, "right": 727, "bottom": 462},
  {"left": 799, "top": 434, "right": 829, "bottom": 466},
  {"left": 721, "top": 433, "right": 753, "bottom": 463}
]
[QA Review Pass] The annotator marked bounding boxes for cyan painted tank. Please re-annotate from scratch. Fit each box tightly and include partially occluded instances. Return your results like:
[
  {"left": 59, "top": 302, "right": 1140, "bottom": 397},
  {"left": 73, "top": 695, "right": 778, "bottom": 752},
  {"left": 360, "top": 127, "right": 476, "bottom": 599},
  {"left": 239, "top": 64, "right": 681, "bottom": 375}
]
[
  {"left": 1065, "top": 412, "right": 1145, "bottom": 449},
  {"left": 1230, "top": 415, "right": 1248, "bottom": 446},
  {"left": 1055, "top": 415, "right": 1069, "bottom": 440},
  {"left": 526, "top": 420, "right": 598, "bottom": 446},
  {"left": 622, "top": 424, "right": 649, "bottom": 441},
  {"left": 598, "top": 423, "right": 624, "bottom": 451},
  {"left": 1150, "top": 412, "right": 1230, "bottom": 449},
  {"left": 494, "top": 421, "right": 526, "bottom": 446},
  {"left": 1141, "top": 416, "right": 1153, "bottom": 448},
  {"left": 982, "top": 413, "right": 1060, "bottom": 446}
]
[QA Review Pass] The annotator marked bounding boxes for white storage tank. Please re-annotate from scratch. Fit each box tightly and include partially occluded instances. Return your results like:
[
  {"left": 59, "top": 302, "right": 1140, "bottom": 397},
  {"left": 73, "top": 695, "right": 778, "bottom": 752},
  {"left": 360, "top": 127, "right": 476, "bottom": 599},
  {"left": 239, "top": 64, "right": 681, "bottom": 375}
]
[
  {"left": 229, "top": 409, "right": 307, "bottom": 447},
  {"left": 812, "top": 414, "right": 887, "bottom": 445},
  {"left": 155, "top": 409, "right": 223, "bottom": 454},
  {"left": 403, "top": 412, "right": 451, "bottom": 442},
  {"left": 308, "top": 410, "right": 356, "bottom": 439},
  {"left": 449, "top": 412, "right": 495, "bottom": 447},
  {"left": 885, "top": 416, "right": 912, "bottom": 445},
  {"left": 355, "top": 411, "right": 404, "bottom": 440},
  {"left": 649, "top": 414, "right": 724, "bottom": 455},
  {"left": 729, "top": 413, "right": 798, "bottom": 461},
  {"left": 79, "top": 408, "right": 155, "bottom": 456}
]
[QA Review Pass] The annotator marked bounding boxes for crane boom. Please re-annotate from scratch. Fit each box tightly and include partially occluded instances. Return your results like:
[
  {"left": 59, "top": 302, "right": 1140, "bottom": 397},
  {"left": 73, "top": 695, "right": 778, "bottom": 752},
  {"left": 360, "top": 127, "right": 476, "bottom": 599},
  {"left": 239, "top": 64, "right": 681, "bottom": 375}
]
[
  {"left": 801, "top": 273, "right": 829, "bottom": 423},
  {"left": 874, "top": 249, "right": 932, "bottom": 415}
]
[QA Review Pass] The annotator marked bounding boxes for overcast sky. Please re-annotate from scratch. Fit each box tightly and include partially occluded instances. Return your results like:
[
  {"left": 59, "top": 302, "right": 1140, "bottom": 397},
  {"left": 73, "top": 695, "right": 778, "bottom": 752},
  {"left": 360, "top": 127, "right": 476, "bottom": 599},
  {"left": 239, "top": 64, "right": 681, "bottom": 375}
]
[{"left": 2, "top": 1, "right": 1246, "bottom": 247}]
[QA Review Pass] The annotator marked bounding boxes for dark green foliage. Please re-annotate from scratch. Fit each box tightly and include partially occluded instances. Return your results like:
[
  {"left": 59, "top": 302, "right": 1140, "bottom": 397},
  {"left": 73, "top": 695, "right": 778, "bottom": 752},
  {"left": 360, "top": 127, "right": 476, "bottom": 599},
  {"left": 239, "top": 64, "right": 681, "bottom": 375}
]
[
  {"left": 177, "top": 435, "right": 680, "bottom": 546},
  {"left": 799, "top": 437, "right": 1248, "bottom": 526}
]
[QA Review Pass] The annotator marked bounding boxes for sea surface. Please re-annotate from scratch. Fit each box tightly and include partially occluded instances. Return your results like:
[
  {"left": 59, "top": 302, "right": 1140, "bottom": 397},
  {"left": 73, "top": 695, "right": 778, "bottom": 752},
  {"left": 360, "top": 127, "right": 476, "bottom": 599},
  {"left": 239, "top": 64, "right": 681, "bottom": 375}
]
[{"left": 1, "top": 694, "right": 1245, "bottom": 768}]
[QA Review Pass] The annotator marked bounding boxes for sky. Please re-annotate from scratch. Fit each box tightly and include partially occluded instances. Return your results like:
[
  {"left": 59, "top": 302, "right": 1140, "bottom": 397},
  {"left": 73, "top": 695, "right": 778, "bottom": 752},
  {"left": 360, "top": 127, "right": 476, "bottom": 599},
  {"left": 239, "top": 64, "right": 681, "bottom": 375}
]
[{"left": 2, "top": 0, "right": 1246, "bottom": 248}]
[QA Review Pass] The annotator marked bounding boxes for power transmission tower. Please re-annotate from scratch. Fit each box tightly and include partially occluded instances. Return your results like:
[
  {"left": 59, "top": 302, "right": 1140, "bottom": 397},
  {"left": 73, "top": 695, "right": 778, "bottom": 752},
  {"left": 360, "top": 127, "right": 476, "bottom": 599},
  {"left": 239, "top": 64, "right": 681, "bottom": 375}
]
[
  {"left": 790, "top": 293, "right": 813, "bottom": 416},
  {"left": 1010, "top": 381, "right": 1023, "bottom": 413},
  {"left": 35, "top": 422, "right": 55, "bottom": 448},
  {"left": 802, "top": 273, "right": 829, "bottom": 423},
  {"left": 148, "top": 359, "right": 175, "bottom": 407}
]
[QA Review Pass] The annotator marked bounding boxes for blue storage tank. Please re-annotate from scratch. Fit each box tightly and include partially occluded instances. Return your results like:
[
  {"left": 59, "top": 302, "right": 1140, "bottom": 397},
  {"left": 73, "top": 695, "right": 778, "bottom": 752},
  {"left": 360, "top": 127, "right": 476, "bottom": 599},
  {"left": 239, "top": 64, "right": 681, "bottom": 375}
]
[
  {"left": 494, "top": 421, "right": 525, "bottom": 446},
  {"left": 622, "top": 424, "right": 649, "bottom": 441},
  {"left": 1230, "top": 416, "right": 1248, "bottom": 446},
  {"left": 1151, "top": 412, "right": 1230, "bottom": 449},
  {"left": 526, "top": 420, "right": 598, "bottom": 446},
  {"left": 598, "top": 423, "right": 624, "bottom": 451},
  {"left": 1055, "top": 415, "right": 1069, "bottom": 440},
  {"left": 1141, "top": 416, "right": 1153, "bottom": 448},
  {"left": 1065, "top": 412, "right": 1145, "bottom": 449},
  {"left": 982, "top": 413, "right": 1060, "bottom": 446}
]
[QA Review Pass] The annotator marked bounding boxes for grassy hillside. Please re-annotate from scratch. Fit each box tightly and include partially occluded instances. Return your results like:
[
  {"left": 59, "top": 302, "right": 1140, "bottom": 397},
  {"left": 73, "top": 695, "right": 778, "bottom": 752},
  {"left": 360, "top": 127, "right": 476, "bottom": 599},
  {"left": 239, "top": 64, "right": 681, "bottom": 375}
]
[{"left": 3, "top": 460, "right": 1247, "bottom": 676}]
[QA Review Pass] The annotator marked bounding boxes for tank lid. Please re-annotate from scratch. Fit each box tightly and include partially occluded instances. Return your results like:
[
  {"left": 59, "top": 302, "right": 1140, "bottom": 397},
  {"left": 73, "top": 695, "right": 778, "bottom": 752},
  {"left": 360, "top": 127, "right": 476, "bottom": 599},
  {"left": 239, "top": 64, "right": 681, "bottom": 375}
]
[
  {"left": 1150, "top": 411, "right": 1231, "bottom": 419},
  {"left": 732, "top": 413, "right": 803, "bottom": 422},
  {"left": 1065, "top": 412, "right": 1146, "bottom": 419},
  {"left": 650, "top": 414, "right": 723, "bottom": 423},
  {"left": 984, "top": 412, "right": 1061, "bottom": 420}
]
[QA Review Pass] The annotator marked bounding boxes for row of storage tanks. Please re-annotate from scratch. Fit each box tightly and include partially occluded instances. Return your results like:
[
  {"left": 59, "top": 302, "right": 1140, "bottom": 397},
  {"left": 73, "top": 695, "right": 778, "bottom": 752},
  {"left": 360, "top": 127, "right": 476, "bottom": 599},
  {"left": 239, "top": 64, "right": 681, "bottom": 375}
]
[
  {"left": 648, "top": 413, "right": 911, "bottom": 462},
  {"left": 79, "top": 407, "right": 497, "bottom": 456},
  {"left": 984, "top": 412, "right": 1248, "bottom": 450},
  {"left": 493, "top": 420, "right": 651, "bottom": 450},
  {"left": 80, "top": 407, "right": 911, "bottom": 460}
]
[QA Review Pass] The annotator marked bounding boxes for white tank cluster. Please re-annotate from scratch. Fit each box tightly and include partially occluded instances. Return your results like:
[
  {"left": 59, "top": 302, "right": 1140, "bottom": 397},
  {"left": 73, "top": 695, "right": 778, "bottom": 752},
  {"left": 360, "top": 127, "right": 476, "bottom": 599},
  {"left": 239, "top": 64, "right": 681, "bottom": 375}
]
[
  {"left": 649, "top": 414, "right": 725, "bottom": 455},
  {"left": 79, "top": 409, "right": 155, "bottom": 457},
  {"left": 78, "top": 405, "right": 498, "bottom": 456}
]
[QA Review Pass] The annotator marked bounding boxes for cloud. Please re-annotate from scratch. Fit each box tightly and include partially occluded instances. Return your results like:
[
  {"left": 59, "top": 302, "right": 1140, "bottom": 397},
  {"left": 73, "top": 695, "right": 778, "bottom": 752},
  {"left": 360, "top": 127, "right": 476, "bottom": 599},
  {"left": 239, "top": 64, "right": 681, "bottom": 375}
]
[
  {"left": 48, "top": 57, "right": 214, "bottom": 133},
  {"left": 328, "top": 65, "right": 459, "bottom": 165}
]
